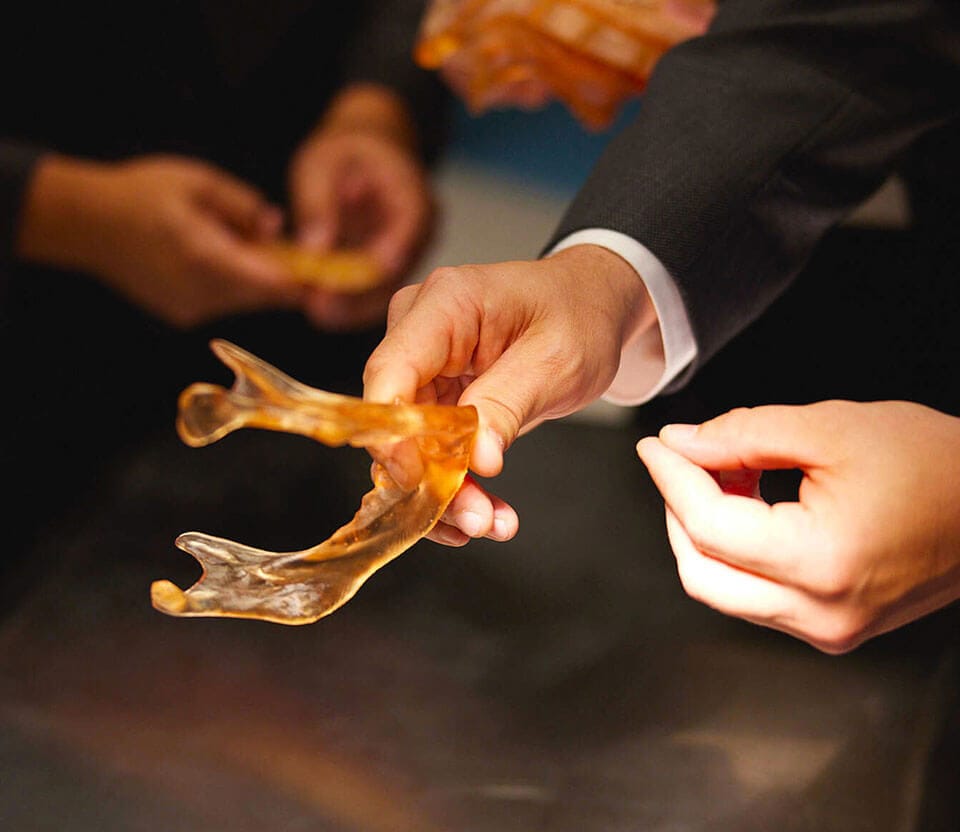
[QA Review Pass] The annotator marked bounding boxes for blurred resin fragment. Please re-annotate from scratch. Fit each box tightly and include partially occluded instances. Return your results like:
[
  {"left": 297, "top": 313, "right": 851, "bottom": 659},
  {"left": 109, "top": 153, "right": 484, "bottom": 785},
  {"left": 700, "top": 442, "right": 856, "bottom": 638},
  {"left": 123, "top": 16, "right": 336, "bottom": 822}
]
[
  {"left": 257, "top": 241, "right": 384, "bottom": 292},
  {"left": 416, "top": 0, "right": 715, "bottom": 129},
  {"left": 151, "top": 339, "right": 477, "bottom": 625}
]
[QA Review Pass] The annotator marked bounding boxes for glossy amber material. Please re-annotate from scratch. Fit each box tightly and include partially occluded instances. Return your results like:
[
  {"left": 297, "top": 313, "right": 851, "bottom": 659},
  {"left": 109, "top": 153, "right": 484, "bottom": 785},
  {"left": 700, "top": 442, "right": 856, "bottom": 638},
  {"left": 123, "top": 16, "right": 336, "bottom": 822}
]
[
  {"left": 416, "top": 0, "right": 715, "bottom": 129},
  {"left": 257, "top": 242, "right": 384, "bottom": 292},
  {"left": 150, "top": 340, "right": 478, "bottom": 625}
]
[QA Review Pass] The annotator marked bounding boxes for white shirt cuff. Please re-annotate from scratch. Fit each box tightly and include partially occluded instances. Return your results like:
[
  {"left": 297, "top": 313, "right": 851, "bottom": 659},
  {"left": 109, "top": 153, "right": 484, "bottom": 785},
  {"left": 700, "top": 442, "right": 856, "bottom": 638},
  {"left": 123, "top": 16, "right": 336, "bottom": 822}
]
[{"left": 549, "top": 229, "right": 697, "bottom": 405}]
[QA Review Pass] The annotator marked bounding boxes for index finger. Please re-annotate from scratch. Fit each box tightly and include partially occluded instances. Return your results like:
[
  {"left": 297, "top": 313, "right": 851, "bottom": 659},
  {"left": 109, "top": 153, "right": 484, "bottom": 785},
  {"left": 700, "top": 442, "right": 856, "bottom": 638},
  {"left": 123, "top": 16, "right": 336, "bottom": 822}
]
[
  {"left": 657, "top": 403, "right": 843, "bottom": 471},
  {"left": 363, "top": 276, "right": 479, "bottom": 406}
]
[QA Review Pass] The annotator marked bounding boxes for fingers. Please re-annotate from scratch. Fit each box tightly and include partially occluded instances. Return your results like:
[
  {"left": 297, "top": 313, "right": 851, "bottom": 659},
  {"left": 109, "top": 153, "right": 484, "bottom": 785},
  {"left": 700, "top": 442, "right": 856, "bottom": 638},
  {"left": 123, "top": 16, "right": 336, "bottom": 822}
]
[
  {"left": 360, "top": 164, "right": 431, "bottom": 275},
  {"left": 187, "top": 214, "right": 303, "bottom": 302},
  {"left": 637, "top": 436, "right": 816, "bottom": 588},
  {"left": 642, "top": 401, "right": 960, "bottom": 654},
  {"left": 366, "top": 257, "right": 622, "bottom": 478},
  {"left": 188, "top": 166, "right": 300, "bottom": 298},
  {"left": 663, "top": 508, "right": 862, "bottom": 654},
  {"left": 290, "top": 134, "right": 430, "bottom": 277},
  {"left": 364, "top": 280, "right": 518, "bottom": 479},
  {"left": 364, "top": 276, "right": 480, "bottom": 404},
  {"left": 657, "top": 403, "right": 842, "bottom": 471},
  {"left": 453, "top": 343, "right": 563, "bottom": 477},
  {"left": 371, "top": 440, "right": 425, "bottom": 493},
  {"left": 428, "top": 523, "right": 471, "bottom": 547},
  {"left": 664, "top": 507, "right": 800, "bottom": 628},
  {"left": 427, "top": 475, "right": 519, "bottom": 545},
  {"left": 196, "top": 169, "right": 282, "bottom": 240},
  {"left": 290, "top": 148, "right": 340, "bottom": 252}
]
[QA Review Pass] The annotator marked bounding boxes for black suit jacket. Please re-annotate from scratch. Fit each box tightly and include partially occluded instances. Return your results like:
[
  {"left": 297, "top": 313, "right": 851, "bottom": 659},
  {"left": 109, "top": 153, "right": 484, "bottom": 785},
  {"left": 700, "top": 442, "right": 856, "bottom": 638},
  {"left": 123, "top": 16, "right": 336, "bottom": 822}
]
[{"left": 549, "top": 0, "right": 960, "bottom": 383}]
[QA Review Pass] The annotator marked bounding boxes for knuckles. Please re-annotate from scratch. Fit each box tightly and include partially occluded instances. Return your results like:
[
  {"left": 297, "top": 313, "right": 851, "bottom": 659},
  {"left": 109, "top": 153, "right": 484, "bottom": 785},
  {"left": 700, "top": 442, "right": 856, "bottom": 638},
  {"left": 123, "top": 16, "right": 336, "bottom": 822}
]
[
  {"left": 421, "top": 264, "right": 474, "bottom": 290},
  {"left": 805, "top": 610, "right": 873, "bottom": 655}
]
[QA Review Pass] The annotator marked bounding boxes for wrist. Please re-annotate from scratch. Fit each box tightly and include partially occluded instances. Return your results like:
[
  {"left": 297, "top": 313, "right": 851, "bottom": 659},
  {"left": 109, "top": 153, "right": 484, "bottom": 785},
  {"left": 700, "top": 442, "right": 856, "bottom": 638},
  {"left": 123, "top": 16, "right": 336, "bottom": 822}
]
[
  {"left": 317, "top": 82, "right": 419, "bottom": 154},
  {"left": 16, "top": 154, "right": 116, "bottom": 275},
  {"left": 547, "top": 243, "right": 657, "bottom": 346}
]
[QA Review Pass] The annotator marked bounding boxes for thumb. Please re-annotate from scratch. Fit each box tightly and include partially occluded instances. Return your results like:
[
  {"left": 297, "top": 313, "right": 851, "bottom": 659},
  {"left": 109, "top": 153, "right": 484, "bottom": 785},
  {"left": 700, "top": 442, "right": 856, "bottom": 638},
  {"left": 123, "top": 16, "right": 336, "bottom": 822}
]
[
  {"left": 657, "top": 403, "right": 838, "bottom": 472},
  {"left": 458, "top": 340, "right": 580, "bottom": 478}
]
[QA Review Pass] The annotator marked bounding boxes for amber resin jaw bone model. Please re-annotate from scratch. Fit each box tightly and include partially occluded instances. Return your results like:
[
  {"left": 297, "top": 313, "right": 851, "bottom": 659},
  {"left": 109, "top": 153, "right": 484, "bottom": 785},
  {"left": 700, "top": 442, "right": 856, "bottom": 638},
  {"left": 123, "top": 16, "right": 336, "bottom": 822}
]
[{"left": 150, "top": 339, "right": 478, "bottom": 625}]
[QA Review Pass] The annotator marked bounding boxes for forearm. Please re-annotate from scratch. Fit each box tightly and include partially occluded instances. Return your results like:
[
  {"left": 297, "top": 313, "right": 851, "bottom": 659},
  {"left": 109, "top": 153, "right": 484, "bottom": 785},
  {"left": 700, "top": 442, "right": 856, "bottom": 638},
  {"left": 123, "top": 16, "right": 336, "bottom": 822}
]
[
  {"left": 15, "top": 153, "right": 116, "bottom": 276},
  {"left": 338, "top": 0, "right": 450, "bottom": 164},
  {"left": 317, "top": 83, "right": 420, "bottom": 155}
]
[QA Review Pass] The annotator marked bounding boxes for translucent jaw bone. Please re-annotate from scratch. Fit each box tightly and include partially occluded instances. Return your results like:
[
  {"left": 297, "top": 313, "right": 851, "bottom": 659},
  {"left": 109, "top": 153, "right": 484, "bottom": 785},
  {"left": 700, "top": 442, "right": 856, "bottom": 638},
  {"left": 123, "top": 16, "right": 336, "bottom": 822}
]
[{"left": 150, "top": 339, "right": 478, "bottom": 625}]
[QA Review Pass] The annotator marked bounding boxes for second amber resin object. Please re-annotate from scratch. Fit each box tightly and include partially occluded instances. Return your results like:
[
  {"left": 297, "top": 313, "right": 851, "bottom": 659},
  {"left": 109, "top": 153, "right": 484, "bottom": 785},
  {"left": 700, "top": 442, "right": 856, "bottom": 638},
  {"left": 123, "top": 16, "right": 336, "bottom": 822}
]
[
  {"left": 151, "top": 340, "right": 478, "bottom": 625},
  {"left": 256, "top": 241, "right": 384, "bottom": 292}
]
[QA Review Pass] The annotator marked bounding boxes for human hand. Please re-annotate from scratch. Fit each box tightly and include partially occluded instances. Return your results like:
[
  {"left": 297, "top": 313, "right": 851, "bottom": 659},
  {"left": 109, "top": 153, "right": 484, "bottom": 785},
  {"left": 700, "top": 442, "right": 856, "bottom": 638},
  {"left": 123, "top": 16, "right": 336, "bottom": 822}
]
[
  {"left": 636, "top": 400, "right": 960, "bottom": 654},
  {"left": 288, "top": 83, "right": 434, "bottom": 330},
  {"left": 17, "top": 154, "right": 302, "bottom": 328},
  {"left": 364, "top": 243, "right": 656, "bottom": 546}
]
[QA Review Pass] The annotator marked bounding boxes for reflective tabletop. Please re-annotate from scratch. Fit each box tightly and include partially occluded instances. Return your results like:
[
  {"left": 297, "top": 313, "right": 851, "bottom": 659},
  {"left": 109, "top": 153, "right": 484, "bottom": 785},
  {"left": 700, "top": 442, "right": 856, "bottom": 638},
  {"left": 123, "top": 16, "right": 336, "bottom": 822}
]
[{"left": 1, "top": 413, "right": 957, "bottom": 831}]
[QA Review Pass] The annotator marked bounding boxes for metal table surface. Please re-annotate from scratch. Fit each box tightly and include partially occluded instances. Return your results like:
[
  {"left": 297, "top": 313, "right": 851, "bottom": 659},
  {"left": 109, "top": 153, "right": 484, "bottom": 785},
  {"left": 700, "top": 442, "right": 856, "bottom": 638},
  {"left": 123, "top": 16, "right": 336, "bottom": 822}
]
[{"left": 1, "top": 413, "right": 957, "bottom": 831}]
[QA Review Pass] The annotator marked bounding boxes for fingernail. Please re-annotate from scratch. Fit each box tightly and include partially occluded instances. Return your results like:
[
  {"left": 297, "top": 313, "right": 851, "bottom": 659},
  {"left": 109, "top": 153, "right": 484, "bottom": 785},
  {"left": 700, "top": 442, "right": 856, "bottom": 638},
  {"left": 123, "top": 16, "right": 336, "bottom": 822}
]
[
  {"left": 490, "top": 516, "right": 512, "bottom": 541},
  {"left": 660, "top": 423, "right": 698, "bottom": 443},
  {"left": 467, "top": 426, "right": 505, "bottom": 477},
  {"left": 486, "top": 426, "right": 505, "bottom": 449},
  {"left": 456, "top": 511, "right": 484, "bottom": 538}
]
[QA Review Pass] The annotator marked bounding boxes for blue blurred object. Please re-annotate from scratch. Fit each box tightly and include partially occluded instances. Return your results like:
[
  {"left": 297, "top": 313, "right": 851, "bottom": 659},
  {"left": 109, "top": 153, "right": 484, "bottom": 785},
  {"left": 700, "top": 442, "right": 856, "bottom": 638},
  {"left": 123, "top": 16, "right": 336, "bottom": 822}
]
[{"left": 447, "top": 98, "right": 643, "bottom": 193}]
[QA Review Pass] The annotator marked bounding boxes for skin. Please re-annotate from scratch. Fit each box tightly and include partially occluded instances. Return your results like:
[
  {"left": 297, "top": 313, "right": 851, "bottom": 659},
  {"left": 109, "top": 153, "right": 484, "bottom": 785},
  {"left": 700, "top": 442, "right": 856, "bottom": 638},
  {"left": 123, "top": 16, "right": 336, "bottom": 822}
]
[
  {"left": 16, "top": 83, "right": 433, "bottom": 333},
  {"left": 636, "top": 400, "right": 960, "bottom": 654},
  {"left": 363, "top": 243, "right": 658, "bottom": 546},
  {"left": 289, "top": 83, "right": 434, "bottom": 331}
]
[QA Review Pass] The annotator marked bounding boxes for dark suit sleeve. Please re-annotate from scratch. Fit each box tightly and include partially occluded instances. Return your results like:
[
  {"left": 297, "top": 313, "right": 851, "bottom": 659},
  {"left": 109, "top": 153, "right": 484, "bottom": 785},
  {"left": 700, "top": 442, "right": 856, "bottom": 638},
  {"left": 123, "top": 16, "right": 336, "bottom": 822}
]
[
  {"left": 548, "top": 0, "right": 960, "bottom": 379},
  {"left": 338, "top": 0, "right": 450, "bottom": 163}
]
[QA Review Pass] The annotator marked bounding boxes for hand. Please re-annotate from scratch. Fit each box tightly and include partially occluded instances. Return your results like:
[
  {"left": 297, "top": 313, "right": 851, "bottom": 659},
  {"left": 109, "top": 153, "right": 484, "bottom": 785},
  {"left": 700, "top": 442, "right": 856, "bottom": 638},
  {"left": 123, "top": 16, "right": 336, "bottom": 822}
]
[
  {"left": 636, "top": 400, "right": 960, "bottom": 653},
  {"left": 364, "top": 243, "right": 656, "bottom": 546},
  {"left": 17, "top": 154, "right": 302, "bottom": 328},
  {"left": 288, "top": 84, "right": 434, "bottom": 330}
]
